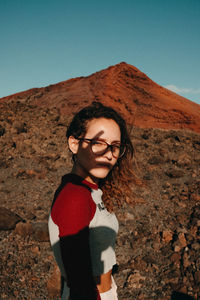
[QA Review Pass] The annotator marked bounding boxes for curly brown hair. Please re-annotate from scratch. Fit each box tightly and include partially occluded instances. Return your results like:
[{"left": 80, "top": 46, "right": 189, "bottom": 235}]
[{"left": 66, "top": 101, "right": 137, "bottom": 211}]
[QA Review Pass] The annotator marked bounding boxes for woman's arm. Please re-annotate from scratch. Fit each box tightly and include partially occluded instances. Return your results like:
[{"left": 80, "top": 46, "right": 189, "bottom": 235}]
[
  {"left": 51, "top": 183, "right": 100, "bottom": 299},
  {"left": 60, "top": 227, "right": 100, "bottom": 300}
]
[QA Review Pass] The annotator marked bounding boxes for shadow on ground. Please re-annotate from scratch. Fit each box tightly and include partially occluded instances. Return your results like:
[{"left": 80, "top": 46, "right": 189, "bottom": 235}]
[{"left": 171, "top": 291, "right": 195, "bottom": 300}]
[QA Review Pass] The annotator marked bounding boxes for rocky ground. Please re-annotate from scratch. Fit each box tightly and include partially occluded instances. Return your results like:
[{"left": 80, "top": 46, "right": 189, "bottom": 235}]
[{"left": 0, "top": 100, "right": 200, "bottom": 299}]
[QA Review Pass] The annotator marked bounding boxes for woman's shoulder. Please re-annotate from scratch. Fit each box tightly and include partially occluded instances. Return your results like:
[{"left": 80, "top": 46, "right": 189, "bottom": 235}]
[
  {"left": 60, "top": 180, "right": 91, "bottom": 202},
  {"left": 53, "top": 173, "right": 93, "bottom": 207},
  {"left": 50, "top": 174, "right": 96, "bottom": 235}
]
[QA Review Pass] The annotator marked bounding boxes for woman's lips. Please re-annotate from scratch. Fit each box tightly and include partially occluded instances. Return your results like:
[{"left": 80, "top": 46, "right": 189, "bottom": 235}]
[{"left": 95, "top": 162, "right": 112, "bottom": 169}]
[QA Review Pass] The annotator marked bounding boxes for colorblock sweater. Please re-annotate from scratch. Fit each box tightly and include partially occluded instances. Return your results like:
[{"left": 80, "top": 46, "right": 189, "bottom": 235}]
[{"left": 48, "top": 174, "right": 119, "bottom": 300}]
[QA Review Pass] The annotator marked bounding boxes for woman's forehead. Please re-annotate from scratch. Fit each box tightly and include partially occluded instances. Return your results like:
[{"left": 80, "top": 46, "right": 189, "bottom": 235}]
[{"left": 85, "top": 118, "right": 121, "bottom": 140}]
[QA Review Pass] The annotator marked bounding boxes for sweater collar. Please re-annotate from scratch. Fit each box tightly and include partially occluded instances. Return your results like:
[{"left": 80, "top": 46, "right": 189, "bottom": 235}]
[
  {"left": 64, "top": 173, "right": 99, "bottom": 190},
  {"left": 82, "top": 178, "right": 99, "bottom": 190}
]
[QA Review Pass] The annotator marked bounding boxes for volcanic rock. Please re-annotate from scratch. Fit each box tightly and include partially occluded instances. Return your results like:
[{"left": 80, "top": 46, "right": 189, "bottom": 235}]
[
  {"left": 0, "top": 207, "right": 23, "bottom": 230},
  {"left": 47, "top": 261, "right": 61, "bottom": 298},
  {"left": 0, "top": 63, "right": 200, "bottom": 299}
]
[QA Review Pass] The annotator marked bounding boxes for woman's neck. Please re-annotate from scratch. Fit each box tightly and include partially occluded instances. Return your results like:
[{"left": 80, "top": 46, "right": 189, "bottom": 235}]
[{"left": 71, "top": 164, "right": 99, "bottom": 185}]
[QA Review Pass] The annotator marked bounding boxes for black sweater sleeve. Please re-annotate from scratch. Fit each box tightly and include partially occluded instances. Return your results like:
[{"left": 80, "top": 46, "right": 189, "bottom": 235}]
[{"left": 60, "top": 226, "right": 100, "bottom": 300}]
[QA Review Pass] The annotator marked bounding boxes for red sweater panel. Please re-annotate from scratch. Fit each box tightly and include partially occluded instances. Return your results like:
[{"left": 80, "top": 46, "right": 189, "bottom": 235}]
[{"left": 51, "top": 182, "right": 96, "bottom": 237}]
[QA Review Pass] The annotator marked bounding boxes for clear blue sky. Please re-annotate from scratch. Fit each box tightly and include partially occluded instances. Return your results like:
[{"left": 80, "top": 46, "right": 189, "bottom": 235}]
[{"left": 1, "top": 0, "right": 200, "bottom": 104}]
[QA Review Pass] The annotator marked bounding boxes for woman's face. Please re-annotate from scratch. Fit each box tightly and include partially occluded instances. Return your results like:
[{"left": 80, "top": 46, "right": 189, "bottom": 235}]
[{"left": 69, "top": 118, "right": 121, "bottom": 184}]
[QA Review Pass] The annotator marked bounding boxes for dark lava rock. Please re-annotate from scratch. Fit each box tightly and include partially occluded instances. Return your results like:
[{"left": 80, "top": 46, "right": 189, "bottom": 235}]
[
  {"left": 0, "top": 125, "right": 5, "bottom": 136},
  {"left": 0, "top": 207, "right": 23, "bottom": 230},
  {"left": 0, "top": 101, "right": 200, "bottom": 299},
  {"left": 15, "top": 221, "right": 49, "bottom": 242},
  {"left": 31, "top": 222, "right": 49, "bottom": 242}
]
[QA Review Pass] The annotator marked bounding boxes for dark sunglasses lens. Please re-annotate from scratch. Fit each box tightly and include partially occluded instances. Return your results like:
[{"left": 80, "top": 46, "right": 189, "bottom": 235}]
[
  {"left": 92, "top": 142, "right": 107, "bottom": 154},
  {"left": 91, "top": 141, "right": 125, "bottom": 158}
]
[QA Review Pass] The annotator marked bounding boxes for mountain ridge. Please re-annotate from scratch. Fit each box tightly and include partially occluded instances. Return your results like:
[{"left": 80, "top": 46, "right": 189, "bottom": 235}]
[{"left": 1, "top": 62, "right": 200, "bottom": 133}]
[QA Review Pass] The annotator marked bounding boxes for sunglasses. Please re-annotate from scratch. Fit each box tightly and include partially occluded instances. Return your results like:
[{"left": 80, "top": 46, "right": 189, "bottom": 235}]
[{"left": 77, "top": 138, "right": 126, "bottom": 158}]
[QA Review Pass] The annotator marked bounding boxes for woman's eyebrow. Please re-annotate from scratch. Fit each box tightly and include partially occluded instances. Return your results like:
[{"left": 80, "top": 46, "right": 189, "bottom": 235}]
[
  {"left": 111, "top": 140, "right": 121, "bottom": 144},
  {"left": 94, "top": 138, "right": 121, "bottom": 144}
]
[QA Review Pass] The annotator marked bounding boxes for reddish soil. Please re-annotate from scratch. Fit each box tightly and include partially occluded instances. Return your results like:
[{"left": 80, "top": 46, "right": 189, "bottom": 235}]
[
  {"left": 0, "top": 63, "right": 200, "bottom": 299},
  {"left": 1, "top": 62, "right": 200, "bottom": 133}
]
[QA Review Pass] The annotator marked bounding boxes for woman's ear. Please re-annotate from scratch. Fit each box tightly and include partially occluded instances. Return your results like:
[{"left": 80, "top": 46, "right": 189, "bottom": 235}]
[{"left": 68, "top": 136, "right": 79, "bottom": 154}]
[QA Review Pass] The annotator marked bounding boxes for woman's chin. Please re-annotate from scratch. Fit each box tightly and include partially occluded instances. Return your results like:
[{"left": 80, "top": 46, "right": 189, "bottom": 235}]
[{"left": 90, "top": 168, "right": 110, "bottom": 179}]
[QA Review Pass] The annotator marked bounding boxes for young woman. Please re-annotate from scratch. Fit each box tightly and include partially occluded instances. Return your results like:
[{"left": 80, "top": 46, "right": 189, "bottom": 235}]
[{"left": 48, "top": 102, "right": 135, "bottom": 300}]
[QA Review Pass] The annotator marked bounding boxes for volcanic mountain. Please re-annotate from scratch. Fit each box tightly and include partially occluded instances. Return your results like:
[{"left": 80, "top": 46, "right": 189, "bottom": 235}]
[
  {"left": 1, "top": 62, "right": 200, "bottom": 133},
  {"left": 1, "top": 63, "right": 200, "bottom": 299}
]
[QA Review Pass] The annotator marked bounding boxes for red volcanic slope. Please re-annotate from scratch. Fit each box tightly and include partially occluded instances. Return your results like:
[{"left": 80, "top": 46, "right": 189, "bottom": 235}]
[{"left": 1, "top": 62, "right": 200, "bottom": 133}]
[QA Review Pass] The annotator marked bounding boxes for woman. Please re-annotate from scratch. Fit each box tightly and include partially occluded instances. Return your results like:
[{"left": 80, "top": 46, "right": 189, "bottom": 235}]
[{"left": 48, "top": 102, "right": 135, "bottom": 299}]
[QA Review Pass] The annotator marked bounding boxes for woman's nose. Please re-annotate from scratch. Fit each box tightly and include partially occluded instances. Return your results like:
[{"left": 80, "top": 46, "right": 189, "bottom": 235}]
[{"left": 104, "top": 148, "right": 113, "bottom": 160}]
